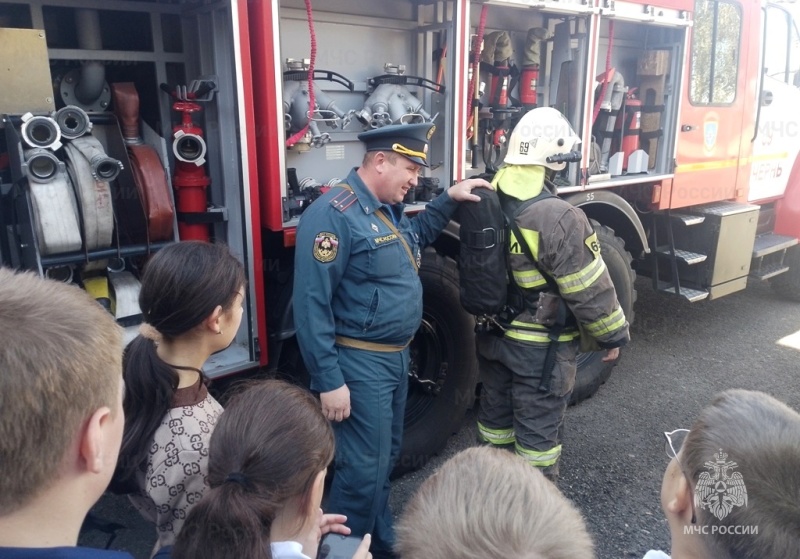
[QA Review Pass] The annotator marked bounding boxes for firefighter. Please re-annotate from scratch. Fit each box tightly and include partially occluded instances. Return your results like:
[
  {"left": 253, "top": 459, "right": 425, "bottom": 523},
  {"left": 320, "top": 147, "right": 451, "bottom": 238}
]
[
  {"left": 476, "top": 107, "right": 630, "bottom": 480},
  {"left": 293, "top": 122, "right": 491, "bottom": 558}
]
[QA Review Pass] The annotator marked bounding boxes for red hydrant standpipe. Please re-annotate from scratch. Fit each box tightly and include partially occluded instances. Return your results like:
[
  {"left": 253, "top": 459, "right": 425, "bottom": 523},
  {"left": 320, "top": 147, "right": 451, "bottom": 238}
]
[{"left": 172, "top": 101, "right": 211, "bottom": 242}]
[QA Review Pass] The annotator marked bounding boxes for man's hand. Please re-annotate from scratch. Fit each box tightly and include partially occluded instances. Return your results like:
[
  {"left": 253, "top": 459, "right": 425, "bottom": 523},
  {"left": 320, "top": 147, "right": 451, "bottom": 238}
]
[
  {"left": 321, "top": 384, "right": 351, "bottom": 422},
  {"left": 446, "top": 177, "right": 494, "bottom": 202},
  {"left": 602, "top": 347, "right": 620, "bottom": 362}
]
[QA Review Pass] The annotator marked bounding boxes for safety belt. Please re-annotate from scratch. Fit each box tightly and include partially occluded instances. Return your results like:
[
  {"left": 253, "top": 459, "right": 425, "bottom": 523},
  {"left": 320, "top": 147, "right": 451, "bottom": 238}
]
[{"left": 111, "top": 82, "right": 175, "bottom": 241}]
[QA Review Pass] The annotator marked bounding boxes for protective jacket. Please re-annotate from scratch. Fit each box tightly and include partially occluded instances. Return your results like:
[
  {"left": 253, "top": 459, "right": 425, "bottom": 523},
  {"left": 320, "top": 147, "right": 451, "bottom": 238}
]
[
  {"left": 293, "top": 167, "right": 458, "bottom": 392},
  {"left": 496, "top": 166, "right": 629, "bottom": 348}
]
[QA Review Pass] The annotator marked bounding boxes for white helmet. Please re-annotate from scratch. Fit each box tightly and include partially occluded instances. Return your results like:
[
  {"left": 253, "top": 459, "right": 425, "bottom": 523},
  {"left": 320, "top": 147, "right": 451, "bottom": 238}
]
[{"left": 504, "top": 107, "right": 581, "bottom": 170}]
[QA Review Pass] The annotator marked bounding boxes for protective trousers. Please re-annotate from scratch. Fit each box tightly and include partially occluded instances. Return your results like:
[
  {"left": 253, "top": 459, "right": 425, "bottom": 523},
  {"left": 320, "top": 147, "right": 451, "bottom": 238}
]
[
  {"left": 326, "top": 345, "right": 409, "bottom": 556},
  {"left": 476, "top": 333, "right": 578, "bottom": 479}
]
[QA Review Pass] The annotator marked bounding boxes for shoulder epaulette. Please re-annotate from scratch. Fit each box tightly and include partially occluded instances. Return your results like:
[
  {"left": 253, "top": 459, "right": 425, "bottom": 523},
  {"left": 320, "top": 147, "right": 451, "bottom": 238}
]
[{"left": 330, "top": 184, "right": 358, "bottom": 213}]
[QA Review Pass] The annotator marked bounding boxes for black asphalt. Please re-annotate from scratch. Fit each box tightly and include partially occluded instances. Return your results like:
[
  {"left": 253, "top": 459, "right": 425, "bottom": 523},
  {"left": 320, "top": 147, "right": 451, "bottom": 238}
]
[{"left": 81, "top": 278, "right": 800, "bottom": 559}]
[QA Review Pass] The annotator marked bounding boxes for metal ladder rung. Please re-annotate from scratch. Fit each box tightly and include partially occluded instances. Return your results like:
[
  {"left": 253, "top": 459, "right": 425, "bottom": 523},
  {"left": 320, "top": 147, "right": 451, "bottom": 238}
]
[
  {"left": 655, "top": 247, "right": 707, "bottom": 265},
  {"left": 749, "top": 263, "right": 790, "bottom": 281},
  {"left": 670, "top": 213, "right": 705, "bottom": 226},
  {"left": 752, "top": 234, "right": 798, "bottom": 259},
  {"left": 657, "top": 282, "right": 710, "bottom": 302}
]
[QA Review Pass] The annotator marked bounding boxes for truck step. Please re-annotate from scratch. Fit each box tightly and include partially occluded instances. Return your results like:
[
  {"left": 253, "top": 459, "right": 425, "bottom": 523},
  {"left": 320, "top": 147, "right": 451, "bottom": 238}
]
[
  {"left": 752, "top": 234, "right": 798, "bottom": 259},
  {"left": 749, "top": 263, "right": 790, "bottom": 281},
  {"left": 656, "top": 282, "right": 709, "bottom": 302},
  {"left": 655, "top": 247, "right": 707, "bottom": 265},
  {"left": 670, "top": 213, "right": 705, "bottom": 226}
]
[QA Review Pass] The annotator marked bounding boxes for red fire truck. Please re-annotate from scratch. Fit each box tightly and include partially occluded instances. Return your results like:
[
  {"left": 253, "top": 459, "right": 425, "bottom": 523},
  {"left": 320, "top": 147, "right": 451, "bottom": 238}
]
[{"left": 1, "top": 0, "right": 799, "bottom": 469}]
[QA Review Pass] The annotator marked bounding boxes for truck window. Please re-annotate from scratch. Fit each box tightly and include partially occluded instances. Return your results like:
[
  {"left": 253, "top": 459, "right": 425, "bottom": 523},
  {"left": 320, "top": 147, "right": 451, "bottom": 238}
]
[
  {"left": 690, "top": 0, "right": 742, "bottom": 104},
  {"left": 765, "top": 6, "right": 791, "bottom": 83}
]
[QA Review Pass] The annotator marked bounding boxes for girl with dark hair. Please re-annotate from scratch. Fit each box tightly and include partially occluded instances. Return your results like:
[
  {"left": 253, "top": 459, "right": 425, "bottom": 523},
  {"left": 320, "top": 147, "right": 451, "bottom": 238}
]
[
  {"left": 112, "top": 241, "right": 246, "bottom": 554},
  {"left": 173, "top": 380, "right": 371, "bottom": 559}
]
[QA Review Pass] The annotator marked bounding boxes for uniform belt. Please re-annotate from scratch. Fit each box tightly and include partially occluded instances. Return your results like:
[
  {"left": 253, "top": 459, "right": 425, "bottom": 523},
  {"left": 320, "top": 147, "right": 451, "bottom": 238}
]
[{"left": 335, "top": 335, "right": 412, "bottom": 353}]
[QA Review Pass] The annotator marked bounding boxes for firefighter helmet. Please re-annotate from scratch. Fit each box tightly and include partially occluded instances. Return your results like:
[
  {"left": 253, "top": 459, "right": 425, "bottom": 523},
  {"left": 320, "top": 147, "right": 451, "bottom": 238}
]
[{"left": 504, "top": 107, "right": 581, "bottom": 170}]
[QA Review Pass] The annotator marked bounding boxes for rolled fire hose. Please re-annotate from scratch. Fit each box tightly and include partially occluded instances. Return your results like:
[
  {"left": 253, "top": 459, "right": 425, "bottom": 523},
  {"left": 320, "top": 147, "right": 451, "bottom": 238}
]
[
  {"left": 25, "top": 151, "right": 82, "bottom": 255},
  {"left": 54, "top": 105, "right": 93, "bottom": 140},
  {"left": 111, "top": 82, "right": 175, "bottom": 241},
  {"left": 63, "top": 136, "right": 118, "bottom": 250},
  {"left": 21, "top": 113, "right": 63, "bottom": 151},
  {"left": 45, "top": 265, "right": 75, "bottom": 283}
]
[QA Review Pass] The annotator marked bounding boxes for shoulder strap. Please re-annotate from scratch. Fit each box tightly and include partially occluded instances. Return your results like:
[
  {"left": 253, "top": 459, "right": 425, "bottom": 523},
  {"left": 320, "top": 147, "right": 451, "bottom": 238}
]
[
  {"left": 499, "top": 190, "right": 558, "bottom": 291},
  {"left": 337, "top": 183, "right": 419, "bottom": 273}
]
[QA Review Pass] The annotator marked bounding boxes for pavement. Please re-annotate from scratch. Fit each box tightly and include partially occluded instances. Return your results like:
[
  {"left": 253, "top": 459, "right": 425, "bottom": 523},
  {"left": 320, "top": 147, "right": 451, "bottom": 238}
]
[{"left": 81, "top": 278, "right": 800, "bottom": 558}]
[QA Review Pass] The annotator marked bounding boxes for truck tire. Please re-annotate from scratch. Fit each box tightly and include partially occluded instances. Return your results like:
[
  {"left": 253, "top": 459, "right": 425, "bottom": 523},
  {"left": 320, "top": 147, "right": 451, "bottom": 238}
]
[
  {"left": 570, "top": 222, "right": 636, "bottom": 405},
  {"left": 770, "top": 246, "right": 800, "bottom": 302},
  {"left": 396, "top": 250, "right": 479, "bottom": 475}
]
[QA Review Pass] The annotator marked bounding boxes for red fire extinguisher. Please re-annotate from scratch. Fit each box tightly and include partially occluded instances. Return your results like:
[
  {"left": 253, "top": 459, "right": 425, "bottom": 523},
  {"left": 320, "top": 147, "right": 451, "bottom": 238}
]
[
  {"left": 171, "top": 101, "right": 211, "bottom": 242},
  {"left": 614, "top": 88, "right": 642, "bottom": 170},
  {"left": 519, "top": 64, "right": 539, "bottom": 110}
]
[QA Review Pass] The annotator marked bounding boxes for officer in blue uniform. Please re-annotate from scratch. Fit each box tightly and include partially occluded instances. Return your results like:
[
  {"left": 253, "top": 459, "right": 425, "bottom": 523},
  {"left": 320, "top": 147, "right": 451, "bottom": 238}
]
[{"left": 293, "top": 123, "right": 491, "bottom": 557}]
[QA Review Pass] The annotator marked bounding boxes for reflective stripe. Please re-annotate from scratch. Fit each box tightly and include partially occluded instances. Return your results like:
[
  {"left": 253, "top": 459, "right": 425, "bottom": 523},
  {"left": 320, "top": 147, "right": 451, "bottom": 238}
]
[
  {"left": 515, "top": 443, "right": 562, "bottom": 467},
  {"left": 505, "top": 327, "right": 579, "bottom": 343},
  {"left": 477, "top": 422, "right": 516, "bottom": 445},
  {"left": 517, "top": 227, "right": 540, "bottom": 261},
  {"left": 556, "top": 257, "right": 607, "bottom": 295},
  {"left": 512, "top": 268, "right": 548, "bottom": 288},
  {"left": 508, "top": 227, "right": 541, "bottom": 259},
  {"left": 583, "top": 306, "right": 627, "bottom": 337}
]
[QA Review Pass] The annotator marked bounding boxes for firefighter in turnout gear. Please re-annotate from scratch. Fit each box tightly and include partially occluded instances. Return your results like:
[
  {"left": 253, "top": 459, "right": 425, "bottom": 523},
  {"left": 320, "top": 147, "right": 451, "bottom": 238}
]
[{"left": 476, "top": 107, "right": 630, "bottom": 480}]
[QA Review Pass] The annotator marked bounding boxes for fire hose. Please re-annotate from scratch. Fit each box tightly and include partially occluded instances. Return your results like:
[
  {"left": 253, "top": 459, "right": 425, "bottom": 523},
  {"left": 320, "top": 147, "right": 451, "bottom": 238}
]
[
  {"left": 24, "top": 148, "right": 82, "bottom": 255},
  {"left": 63, "top": 135, "right": 120, "bottom": 250},
  {"left": 111, "top": 82, "right": 175, "bottom": 242}
]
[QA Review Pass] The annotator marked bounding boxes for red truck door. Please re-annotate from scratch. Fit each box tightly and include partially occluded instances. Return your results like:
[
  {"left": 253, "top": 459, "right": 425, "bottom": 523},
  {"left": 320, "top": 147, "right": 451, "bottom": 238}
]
[{"left": 672, "top": 0, "right": 759, "bottom": 208}]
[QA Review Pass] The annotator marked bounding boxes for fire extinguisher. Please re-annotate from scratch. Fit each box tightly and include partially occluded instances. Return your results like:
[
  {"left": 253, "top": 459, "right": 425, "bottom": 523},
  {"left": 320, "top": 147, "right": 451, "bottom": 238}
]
[
  {"left": 614, "top": 88, "right": 642, "bottom": 170},
  {"left": 519, "top": 65, "right": 539, "bottom": 110},
  {"left": 171, "top": 101, "right": 211, "bottom": 241}
]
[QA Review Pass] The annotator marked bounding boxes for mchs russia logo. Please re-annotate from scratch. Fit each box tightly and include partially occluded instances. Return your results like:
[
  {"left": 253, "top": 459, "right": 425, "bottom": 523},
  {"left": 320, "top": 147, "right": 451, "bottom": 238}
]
[{"left": 695, "top": 449, "right": 748, "bottom": 521}]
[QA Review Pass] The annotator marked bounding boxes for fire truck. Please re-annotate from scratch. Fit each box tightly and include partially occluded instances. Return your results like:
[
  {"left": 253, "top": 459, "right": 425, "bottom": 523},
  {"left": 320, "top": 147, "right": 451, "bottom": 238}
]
[{"left": 1, "top": 0, "right": 799, "bottom": 470}]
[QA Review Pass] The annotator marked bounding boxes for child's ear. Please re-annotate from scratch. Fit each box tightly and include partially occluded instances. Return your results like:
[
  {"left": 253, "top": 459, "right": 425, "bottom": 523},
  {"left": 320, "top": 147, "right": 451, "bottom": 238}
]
[
  {"left": 666, "top": 473, "right": 695, "bottom": 524},
  {"left": 309, "top": 469, "right": 326, "bottom": 510},
  {"left": 203, "top": 305, "right": 224, "bottom": 334}
]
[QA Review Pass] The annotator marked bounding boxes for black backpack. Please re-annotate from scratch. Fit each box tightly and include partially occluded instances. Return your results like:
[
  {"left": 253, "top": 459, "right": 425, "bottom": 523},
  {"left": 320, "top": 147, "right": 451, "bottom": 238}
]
[{"left": 456, "top": 177, "right": 552, "bottom": 317}]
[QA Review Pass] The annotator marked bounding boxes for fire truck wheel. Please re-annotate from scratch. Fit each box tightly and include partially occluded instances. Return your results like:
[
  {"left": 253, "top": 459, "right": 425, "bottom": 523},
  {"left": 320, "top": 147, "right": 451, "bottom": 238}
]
[
  {"left": 570, "top": 223, "right": 637, "bottom": 405},
  {"left": 770, "top": 246, "right": 800, "bottom": 302},
  {"left": 394, "top": 250, "right": 479, "bottom": 476}
]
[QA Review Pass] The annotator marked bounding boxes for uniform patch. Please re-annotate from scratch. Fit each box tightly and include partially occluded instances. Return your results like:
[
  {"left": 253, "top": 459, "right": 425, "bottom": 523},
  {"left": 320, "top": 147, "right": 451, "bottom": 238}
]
[
  {"left": 373, "top": 233, "right": 398, "bottom": 245},
  {"left": 585, "top": 232, "right": 601, "bottom": 259},
  {"left": 426, "top": 125, "right": 436, "bottom": 140},
  {"left": 313, "top": 232, "right": 339, "bottom": 262}
]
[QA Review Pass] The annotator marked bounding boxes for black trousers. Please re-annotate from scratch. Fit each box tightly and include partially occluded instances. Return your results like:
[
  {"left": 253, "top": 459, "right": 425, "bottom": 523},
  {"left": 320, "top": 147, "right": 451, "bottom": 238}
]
[{"left": 476, "top": 333, "right": 578, "bottom": 477}]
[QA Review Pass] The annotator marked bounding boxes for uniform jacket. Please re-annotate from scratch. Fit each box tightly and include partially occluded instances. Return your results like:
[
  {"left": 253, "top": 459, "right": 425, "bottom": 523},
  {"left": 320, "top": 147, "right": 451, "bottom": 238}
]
[
  {"left": 497, "top": 167, "right": 629, "bottom": 349},
  {"left": 294, "top": 167, "right": 458, "bottom": 392}
]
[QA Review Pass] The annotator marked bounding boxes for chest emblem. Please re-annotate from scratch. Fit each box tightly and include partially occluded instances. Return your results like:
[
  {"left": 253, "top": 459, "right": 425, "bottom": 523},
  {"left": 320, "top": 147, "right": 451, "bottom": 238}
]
[
  {"left": 313, "top": 232, "right": 339, "bottom": 263},
  {"left": 371, "top": 223, "right": 379, "bottom": 232}
]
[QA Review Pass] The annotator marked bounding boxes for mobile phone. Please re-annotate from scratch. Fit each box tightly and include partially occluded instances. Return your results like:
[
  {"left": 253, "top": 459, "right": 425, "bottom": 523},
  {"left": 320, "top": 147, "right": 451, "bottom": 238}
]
[{"left": 316, "top": 533, "right": 363, "bottom": 559}]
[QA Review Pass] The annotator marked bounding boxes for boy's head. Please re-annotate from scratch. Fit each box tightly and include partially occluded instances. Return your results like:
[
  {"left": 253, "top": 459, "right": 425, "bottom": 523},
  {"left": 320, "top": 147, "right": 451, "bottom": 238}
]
[
  {"left": 662, "top": 389, "right": 800, "bottom": 559},
  {"left": 396, "top": 446, "right": 594, "bottom": 559},
  {"left": 0, "top": 268, "right": 124, "bottom": 517}
]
